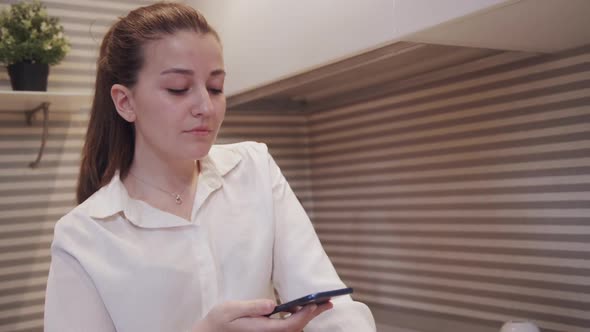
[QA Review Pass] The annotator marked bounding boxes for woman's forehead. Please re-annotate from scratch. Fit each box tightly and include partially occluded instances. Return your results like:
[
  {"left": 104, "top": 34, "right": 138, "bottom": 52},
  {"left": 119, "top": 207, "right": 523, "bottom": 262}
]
[{"left": 141, "top": 31, "right": 224, "bottom": 75}]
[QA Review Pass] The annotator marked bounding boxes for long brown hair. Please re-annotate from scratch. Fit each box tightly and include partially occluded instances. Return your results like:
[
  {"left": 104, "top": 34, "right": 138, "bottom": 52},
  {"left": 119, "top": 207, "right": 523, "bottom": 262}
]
[{"left": 77, "top": 2, "right": 219, "bottom": 204}]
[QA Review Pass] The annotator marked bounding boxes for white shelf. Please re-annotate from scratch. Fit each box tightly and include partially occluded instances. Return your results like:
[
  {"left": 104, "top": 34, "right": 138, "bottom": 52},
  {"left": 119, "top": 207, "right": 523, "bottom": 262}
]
[{"left": 0, "top": 90, "right": 93, "bottom": 112}]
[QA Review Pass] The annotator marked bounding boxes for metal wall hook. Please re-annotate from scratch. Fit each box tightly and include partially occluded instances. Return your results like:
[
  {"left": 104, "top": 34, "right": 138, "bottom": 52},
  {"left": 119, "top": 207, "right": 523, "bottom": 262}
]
[{"left": 24, "top": 102, "right": 51, "bottom": 168}]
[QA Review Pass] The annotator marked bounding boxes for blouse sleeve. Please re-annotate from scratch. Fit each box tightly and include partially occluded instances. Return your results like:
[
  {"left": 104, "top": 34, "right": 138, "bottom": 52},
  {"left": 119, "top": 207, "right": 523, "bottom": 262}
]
[
  {"left": 268, "top": 152, "right": 376, "bottom": 332},
  {"left": 44, "top": 245, "right": 117, "bottom": 332}
]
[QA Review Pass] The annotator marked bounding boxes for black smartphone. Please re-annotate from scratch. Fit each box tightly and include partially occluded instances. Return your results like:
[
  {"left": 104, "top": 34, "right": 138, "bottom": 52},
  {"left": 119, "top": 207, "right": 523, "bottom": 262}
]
[{"left": 267, "top": 287, "right": 353, "bottom": 316}]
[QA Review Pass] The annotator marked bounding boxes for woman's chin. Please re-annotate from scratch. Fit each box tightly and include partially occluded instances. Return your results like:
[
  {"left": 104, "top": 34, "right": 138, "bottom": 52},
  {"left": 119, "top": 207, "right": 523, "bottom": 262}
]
[{"left": 187, "top": 145, "right": 213, "bottom": 160}]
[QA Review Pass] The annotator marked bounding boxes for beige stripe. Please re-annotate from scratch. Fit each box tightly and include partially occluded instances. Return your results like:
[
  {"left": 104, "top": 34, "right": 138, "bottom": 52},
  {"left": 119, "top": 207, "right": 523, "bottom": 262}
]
[
  {"left": 47, "top": 7, "right": 119, "bottom": 21},
  {"left": 312, "top": 194, "right": 588, "bottom": 210},
  {"left": 61, "top": 49, "right": 97, "bottom": 58},
  {"left": 0, "top": 86, "right": 92, "bottom": 94},
  {"left": 0, "top": 179, "right": 76, "bottom": 191},
  {"left": 221, "top": 126, "right": 308, "bottom": 135},
  {"left": 313, "top": 208, "right": 590, "bottom": 218},
  {"left": 311, "top": 160, "right": 590, "bottom": 187},
  {"left": 0, "top": 262, "right": 50, "bottom": 279},
  {"left": 0, "top": 208, "right": 71, "bottom": 221},
  {"left": 0, "top": 166, "right": 79, "bottom": 177},
  {"left": 323, "top": 234, "right": 590, "bottom": 252},
  {"left": 225, "top": 114, "right": 307, "bottom": 125},
  {"left": 66, "top": 36, "right": 101, "bottom": 47},
  {"left": 337, "top": 268, "right": 590, "bottom": 303},
  {"left": 0, "top": 305, "right": 43, "bottom": 321},
  {"left": 0, "top": 140, "right": 83, "bottom": 149},
  {"left": 42, "top": 0, "right": 141, "bottom": 11},
  {"left": 0, "top": 256, "right": 51, "bottom": 272},
  {"left": 216, "top": 136, "right": 309, "bottom": 145},
  {"left": 0, "top": 113, "right": 82, "bottom": 121},
  {"left": 317, "top": 223, "right": 590, "bottom": 235},
  {"left": 0, "top": 126, "right": 88, "bottom": 135},
  {"left": 0, "top": 249, "right": 50, "bottom": 264},
  {"left": 0, "top": 277, "right": 47, "bottom": 293},
  {"left": 0, "top": 318, "right": 43, "bottom": 332},
  {"left": 273, "top": 168, "right": 311, "bottom": 179},
  {"left": 0, "top": 290, "right": 44, "bottom": 307},
  {"left": 62, "top": 21, "right": 109, "bottom": 34},
  {"left": 311, "top": 141, "right": 590, "bottom": 177},
  {"left": 312, "top": 174, "right": 590, "bottom": 196},
  {"left": 53, "top": 60, "right": 97, "bottom": 71},
  {"left": 0, "top": 220, "right": 55, "bottom": 234}
]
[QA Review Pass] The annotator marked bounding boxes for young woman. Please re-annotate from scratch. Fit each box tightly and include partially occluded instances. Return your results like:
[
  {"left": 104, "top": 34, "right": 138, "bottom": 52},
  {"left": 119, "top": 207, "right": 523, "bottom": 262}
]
[{"left": 44, "top": 3, "right": 375, "bottom": 331}]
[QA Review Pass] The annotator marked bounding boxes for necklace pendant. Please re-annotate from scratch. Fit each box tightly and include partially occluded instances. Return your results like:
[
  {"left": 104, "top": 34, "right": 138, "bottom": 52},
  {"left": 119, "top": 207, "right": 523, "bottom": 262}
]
[{"left": 175, "top": 194, "right": 183, "bottom": 205}]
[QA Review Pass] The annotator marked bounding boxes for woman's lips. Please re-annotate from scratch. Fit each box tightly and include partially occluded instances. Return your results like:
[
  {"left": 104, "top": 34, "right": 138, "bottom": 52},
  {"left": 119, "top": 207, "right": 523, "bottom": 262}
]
[{"left": 185, "top": 128, "right": 211, "bottom": 136}]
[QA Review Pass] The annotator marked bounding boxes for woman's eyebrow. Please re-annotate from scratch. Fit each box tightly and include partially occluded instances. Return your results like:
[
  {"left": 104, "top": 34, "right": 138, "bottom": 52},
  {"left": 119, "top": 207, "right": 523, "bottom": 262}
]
[
  {"left": 211, "top": 69, "right": 226, "bottom": 76},
  {"left": 160, "top": 68, "right": 193, "bottom": 75},
  {"left": 160, "top": 68, "right": 225, "bottom": 77}
]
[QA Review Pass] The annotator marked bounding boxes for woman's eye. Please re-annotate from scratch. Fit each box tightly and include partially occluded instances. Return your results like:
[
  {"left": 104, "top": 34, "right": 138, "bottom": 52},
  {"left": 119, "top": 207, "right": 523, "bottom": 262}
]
[
  {"left": 208, "top": 88, "right": 223, "bottom": 95},
  {"left": 167, "top": 88, "right": 189, "bottom": 95}
]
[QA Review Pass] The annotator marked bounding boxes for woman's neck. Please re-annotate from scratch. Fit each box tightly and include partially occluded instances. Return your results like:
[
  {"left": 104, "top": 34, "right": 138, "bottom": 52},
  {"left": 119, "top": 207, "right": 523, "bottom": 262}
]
[
  {"left": 123, "top": 144, "right": 199, "bottom": 221},
  {"left": 127, "top": 143, "right": 197, "bottom": 194}
]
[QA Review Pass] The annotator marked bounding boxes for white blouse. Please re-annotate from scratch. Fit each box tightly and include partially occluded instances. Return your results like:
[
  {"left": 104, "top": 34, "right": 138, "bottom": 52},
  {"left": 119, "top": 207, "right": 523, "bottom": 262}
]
[{"left": 44, "top": 142, "right": 376, "bottom": 332}]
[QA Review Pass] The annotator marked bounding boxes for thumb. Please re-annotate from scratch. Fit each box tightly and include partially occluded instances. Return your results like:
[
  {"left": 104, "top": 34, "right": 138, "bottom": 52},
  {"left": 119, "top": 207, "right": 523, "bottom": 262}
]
[{"left": 225, "top": 299, "right": 275, "bottom": 319}]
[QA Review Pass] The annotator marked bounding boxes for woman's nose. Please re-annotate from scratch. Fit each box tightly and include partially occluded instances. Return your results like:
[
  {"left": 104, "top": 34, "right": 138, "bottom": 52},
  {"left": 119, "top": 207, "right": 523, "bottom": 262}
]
[{"left": 190, "top": 87, "right": 213, "bottom": 117}]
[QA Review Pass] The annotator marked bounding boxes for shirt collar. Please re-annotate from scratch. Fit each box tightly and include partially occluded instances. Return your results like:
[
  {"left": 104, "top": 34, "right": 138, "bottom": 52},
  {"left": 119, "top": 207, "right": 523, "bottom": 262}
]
[{"left": 87, "top": 145, "right": 242, "bottom": 227}]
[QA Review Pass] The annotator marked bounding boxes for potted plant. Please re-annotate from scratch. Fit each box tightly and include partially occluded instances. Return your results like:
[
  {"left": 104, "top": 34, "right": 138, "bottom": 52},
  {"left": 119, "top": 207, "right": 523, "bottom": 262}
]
[{"left": 0, "top": 0, "right": 70, "bottom": 91}]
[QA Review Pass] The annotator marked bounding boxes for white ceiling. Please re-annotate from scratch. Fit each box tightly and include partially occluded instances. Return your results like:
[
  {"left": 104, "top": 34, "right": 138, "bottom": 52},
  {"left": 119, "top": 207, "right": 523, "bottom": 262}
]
[{"left": 406, "top": 0, "right": 590, "bottom": 53}]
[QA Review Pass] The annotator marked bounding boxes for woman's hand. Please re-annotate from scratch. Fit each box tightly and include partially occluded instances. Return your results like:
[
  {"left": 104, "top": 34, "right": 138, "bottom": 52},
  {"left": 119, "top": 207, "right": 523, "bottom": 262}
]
[{"left": 194, "top": 299, "right": 333, "bottom": 332}]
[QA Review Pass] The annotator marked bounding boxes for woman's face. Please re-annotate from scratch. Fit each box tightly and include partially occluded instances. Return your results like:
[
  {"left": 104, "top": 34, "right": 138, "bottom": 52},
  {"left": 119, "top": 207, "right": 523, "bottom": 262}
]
[{"left": 126, "top": 30, "right": 226, "bottom": 161}]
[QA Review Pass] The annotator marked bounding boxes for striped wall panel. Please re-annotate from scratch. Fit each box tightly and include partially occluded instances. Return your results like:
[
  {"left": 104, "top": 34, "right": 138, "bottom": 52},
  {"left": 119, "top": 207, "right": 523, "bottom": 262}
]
[
  {"left": 0, "top": 1, "right": 313, "bottom": 331},
  {"left": 307, "top": 45, "right": 590, "bottom": 332},
  {"left": 0, "top": 2, "right": 149, "bottom": 331},
  {"left": 219, "top": 110, "right": 313, "bottom": 212}
]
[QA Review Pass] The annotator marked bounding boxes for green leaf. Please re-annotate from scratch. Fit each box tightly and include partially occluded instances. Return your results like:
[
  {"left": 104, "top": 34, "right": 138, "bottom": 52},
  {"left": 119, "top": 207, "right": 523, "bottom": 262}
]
[{"left": 0, "top": 0, "right": 70, "bottom": 65}]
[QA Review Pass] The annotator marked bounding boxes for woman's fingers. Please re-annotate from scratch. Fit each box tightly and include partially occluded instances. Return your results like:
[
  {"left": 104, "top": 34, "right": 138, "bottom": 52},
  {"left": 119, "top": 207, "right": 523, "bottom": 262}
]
[
  {"left": 203, "top": 299, "right": 334, "bottom": 332},
  {"left": 221, "top": 299, "right": 276, "bottom": 321},
  {"left": 276, "top": 301, "right": 334, "bottom": 331},
  {"left": 315, "top": 301, "right": 334, "bottom": 314}
]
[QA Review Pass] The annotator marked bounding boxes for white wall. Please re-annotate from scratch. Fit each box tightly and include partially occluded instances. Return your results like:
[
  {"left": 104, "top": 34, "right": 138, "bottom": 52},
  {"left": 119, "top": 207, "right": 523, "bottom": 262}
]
[{"left": 189, "top": 0, "right": 508, "bottom": 95}]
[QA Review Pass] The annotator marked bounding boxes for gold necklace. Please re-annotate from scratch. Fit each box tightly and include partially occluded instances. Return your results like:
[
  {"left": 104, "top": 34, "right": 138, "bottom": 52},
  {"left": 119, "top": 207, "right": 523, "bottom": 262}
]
[{"left": 129, "top": 161, "right": 197, "bottom": 205}]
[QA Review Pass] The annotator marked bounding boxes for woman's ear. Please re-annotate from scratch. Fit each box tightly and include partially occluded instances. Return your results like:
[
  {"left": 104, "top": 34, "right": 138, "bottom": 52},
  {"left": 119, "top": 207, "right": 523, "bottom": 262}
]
[{"left": 111, "top": 84, "right": 136, "bottom": 123}]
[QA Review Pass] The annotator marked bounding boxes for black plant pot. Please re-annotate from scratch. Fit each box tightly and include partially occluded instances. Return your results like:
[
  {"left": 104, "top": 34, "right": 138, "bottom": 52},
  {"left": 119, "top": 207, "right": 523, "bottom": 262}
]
[{"left": 7, "top": 62, "right": 49, "bottom": 91}]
